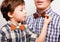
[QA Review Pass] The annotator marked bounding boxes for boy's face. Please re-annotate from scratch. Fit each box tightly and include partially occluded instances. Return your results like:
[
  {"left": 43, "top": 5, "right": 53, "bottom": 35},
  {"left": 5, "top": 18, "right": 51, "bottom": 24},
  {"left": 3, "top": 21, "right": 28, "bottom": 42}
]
[
  {"left": 12, "top": 5, "right": 26, "bottom": 22},
  {"left": 34, "top": 0, "right": 51, "bottom": 10}
]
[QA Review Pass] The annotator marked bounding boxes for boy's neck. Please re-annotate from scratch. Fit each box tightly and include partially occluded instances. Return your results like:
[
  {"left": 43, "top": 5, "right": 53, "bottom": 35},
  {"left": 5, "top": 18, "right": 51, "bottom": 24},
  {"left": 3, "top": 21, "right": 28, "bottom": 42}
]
[{"left": 10, "top": 19, "right": 18, "bottom": 26}]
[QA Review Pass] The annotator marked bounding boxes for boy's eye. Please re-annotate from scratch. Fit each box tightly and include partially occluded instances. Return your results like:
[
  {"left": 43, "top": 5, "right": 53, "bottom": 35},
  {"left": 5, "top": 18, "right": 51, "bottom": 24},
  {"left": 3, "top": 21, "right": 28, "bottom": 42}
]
[{"left": 20, "top": 10, "right": 23, "bottom": 11}]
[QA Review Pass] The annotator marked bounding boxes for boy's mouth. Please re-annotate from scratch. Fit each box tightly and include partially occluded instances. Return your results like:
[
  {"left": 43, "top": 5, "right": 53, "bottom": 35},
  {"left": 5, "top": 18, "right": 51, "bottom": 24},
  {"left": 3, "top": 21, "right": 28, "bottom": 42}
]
[{"left": 24, "top": 16, "right": 26, "bottom": 18}]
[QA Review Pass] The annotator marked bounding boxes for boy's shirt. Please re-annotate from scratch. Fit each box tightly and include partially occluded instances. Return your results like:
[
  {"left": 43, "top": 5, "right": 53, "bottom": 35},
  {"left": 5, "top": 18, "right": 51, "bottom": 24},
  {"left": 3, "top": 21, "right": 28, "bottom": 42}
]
[
  {"left": 0, "top": 21, "right": 38, "bottom": 42},
  {"left": 0, "top": 21, "right": 27, "bottom": 42}
]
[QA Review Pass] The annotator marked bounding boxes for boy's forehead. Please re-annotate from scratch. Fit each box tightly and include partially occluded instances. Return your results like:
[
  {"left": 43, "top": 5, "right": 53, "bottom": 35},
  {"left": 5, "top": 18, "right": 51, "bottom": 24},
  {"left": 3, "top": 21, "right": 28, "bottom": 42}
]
[{"left": 15, "top": 5, "right": 25, "bottom": 10}]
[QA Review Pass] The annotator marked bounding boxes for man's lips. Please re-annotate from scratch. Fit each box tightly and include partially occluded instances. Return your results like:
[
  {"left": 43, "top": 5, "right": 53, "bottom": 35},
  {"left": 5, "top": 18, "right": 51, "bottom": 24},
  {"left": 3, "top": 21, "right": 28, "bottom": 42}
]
[{"left": 37, "top": 1, "right": 43, "bottom": 4}]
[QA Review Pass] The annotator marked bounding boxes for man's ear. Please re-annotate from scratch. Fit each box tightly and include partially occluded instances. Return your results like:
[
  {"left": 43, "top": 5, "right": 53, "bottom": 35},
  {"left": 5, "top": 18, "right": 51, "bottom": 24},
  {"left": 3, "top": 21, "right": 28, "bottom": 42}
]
[{"left": 8, "top": 12, "right": 13, "bottom": 18}]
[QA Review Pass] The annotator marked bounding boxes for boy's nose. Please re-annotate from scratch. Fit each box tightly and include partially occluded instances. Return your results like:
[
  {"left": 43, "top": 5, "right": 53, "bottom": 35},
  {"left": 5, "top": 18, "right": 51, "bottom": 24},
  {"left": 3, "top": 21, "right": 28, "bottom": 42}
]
[{"left": 23, "top": 10, "right": 27, "bottom": 14}]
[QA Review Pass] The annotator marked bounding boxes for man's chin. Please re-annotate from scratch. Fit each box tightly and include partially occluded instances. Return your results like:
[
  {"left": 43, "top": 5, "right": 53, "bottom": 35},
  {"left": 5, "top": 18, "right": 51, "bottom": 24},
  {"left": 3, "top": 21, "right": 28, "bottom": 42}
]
[{"left": 37, "top": 7, "right": 45, "bottom": 10}]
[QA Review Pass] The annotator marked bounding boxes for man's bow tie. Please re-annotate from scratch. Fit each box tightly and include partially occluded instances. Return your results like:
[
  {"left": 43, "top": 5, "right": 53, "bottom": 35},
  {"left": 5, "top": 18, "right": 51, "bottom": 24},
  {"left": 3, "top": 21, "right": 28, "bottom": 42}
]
[
  {"left": 10, "top": 24, "right": 25, "bottom": 31},
  {"left": 33, "top": 12, "right": 49, "bottom": 19}
]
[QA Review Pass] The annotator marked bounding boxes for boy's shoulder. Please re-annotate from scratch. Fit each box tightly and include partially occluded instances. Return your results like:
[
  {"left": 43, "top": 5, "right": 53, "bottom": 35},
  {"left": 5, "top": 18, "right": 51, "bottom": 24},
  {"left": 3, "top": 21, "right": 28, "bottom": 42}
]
[{"left": 0, "top": 23, "right": 9, "bottom": 31}]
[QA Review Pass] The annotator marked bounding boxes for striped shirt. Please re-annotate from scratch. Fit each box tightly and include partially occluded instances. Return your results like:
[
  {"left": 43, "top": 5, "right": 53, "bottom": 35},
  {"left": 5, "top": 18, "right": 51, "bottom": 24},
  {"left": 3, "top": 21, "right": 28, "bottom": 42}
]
[
  {"left": 0, "top": 21, "right": 28, "bottom": 42},
  {"left": 26, "top": 8, "right": 60, "bottom": 42},
  {"left": 0, "top": 21, "right": 38, "bottom": 42}
]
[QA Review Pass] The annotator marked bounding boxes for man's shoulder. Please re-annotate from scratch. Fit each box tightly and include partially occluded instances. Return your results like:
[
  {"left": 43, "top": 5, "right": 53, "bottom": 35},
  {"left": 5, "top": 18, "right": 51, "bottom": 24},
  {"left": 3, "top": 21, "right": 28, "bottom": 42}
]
[
  {"left": 52, "top": 11, "right": 60, "bottom": 18},
  {"left": 51, "top": 11, "right": 60, "bottom": 24},
  {"left": 26, "top": 14, "right": 34, "bottom": 20},
  {"left": 26, "top": 13, "right": 34, "bottom": 24},
  {"left": 53, "top": 11, "right": 60, "bottom": 16},
  {"left": 48, "top": 9, "right": 60, "bottom": 19}
]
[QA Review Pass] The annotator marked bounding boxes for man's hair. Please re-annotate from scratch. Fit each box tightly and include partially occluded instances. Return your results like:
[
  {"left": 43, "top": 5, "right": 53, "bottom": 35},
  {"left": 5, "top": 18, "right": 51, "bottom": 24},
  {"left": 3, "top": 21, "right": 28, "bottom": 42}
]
[{"left": 1, "top": 0, "right": 25, "bottom": 21}]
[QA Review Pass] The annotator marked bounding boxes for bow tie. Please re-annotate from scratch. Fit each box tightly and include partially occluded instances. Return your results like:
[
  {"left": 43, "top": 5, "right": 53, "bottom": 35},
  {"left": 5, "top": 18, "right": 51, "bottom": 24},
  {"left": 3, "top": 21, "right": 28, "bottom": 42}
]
[
  {"left": 33, "top": 12, "right": 49, "bottom": 19},
  {"left": 10, "top": 24, "right": 25, "bottom": 31}
]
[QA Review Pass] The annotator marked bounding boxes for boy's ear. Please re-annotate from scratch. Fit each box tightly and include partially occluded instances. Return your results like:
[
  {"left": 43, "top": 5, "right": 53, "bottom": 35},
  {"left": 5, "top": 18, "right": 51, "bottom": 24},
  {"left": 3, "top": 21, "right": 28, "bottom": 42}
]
[{"left": 8, "top": 12, "right": 13, "bottom": 18}]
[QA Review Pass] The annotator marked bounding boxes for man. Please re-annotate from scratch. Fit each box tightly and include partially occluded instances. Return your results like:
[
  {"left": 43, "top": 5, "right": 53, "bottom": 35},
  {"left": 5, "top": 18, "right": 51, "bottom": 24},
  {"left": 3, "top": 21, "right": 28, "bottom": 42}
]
[{"left": 26, "top": 0, "right": 60, "bottom": 42}]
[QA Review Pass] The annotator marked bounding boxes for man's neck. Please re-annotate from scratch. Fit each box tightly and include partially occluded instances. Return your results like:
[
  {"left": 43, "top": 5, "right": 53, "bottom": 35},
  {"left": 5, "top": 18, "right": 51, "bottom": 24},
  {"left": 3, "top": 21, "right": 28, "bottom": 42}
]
[{"left": 37, "top": 6, "right": 51, "bottom": 13}]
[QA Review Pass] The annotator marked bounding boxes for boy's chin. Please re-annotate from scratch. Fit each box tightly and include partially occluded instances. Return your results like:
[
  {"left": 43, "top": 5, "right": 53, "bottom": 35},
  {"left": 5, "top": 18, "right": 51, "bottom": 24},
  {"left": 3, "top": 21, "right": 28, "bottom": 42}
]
[
  {"left": 22, "top": 19, "right": 26, "bottom": 21},
  {"left": 18, "top": 20, "right": 25, "bottom": 23}
]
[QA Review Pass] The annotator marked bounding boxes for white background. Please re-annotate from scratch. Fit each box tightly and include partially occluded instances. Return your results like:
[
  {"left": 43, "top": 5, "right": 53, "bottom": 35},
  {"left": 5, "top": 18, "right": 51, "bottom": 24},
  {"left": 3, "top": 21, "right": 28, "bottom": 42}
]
[{"left": 0, "top": 0, "right": 60, "bottom": 28}]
